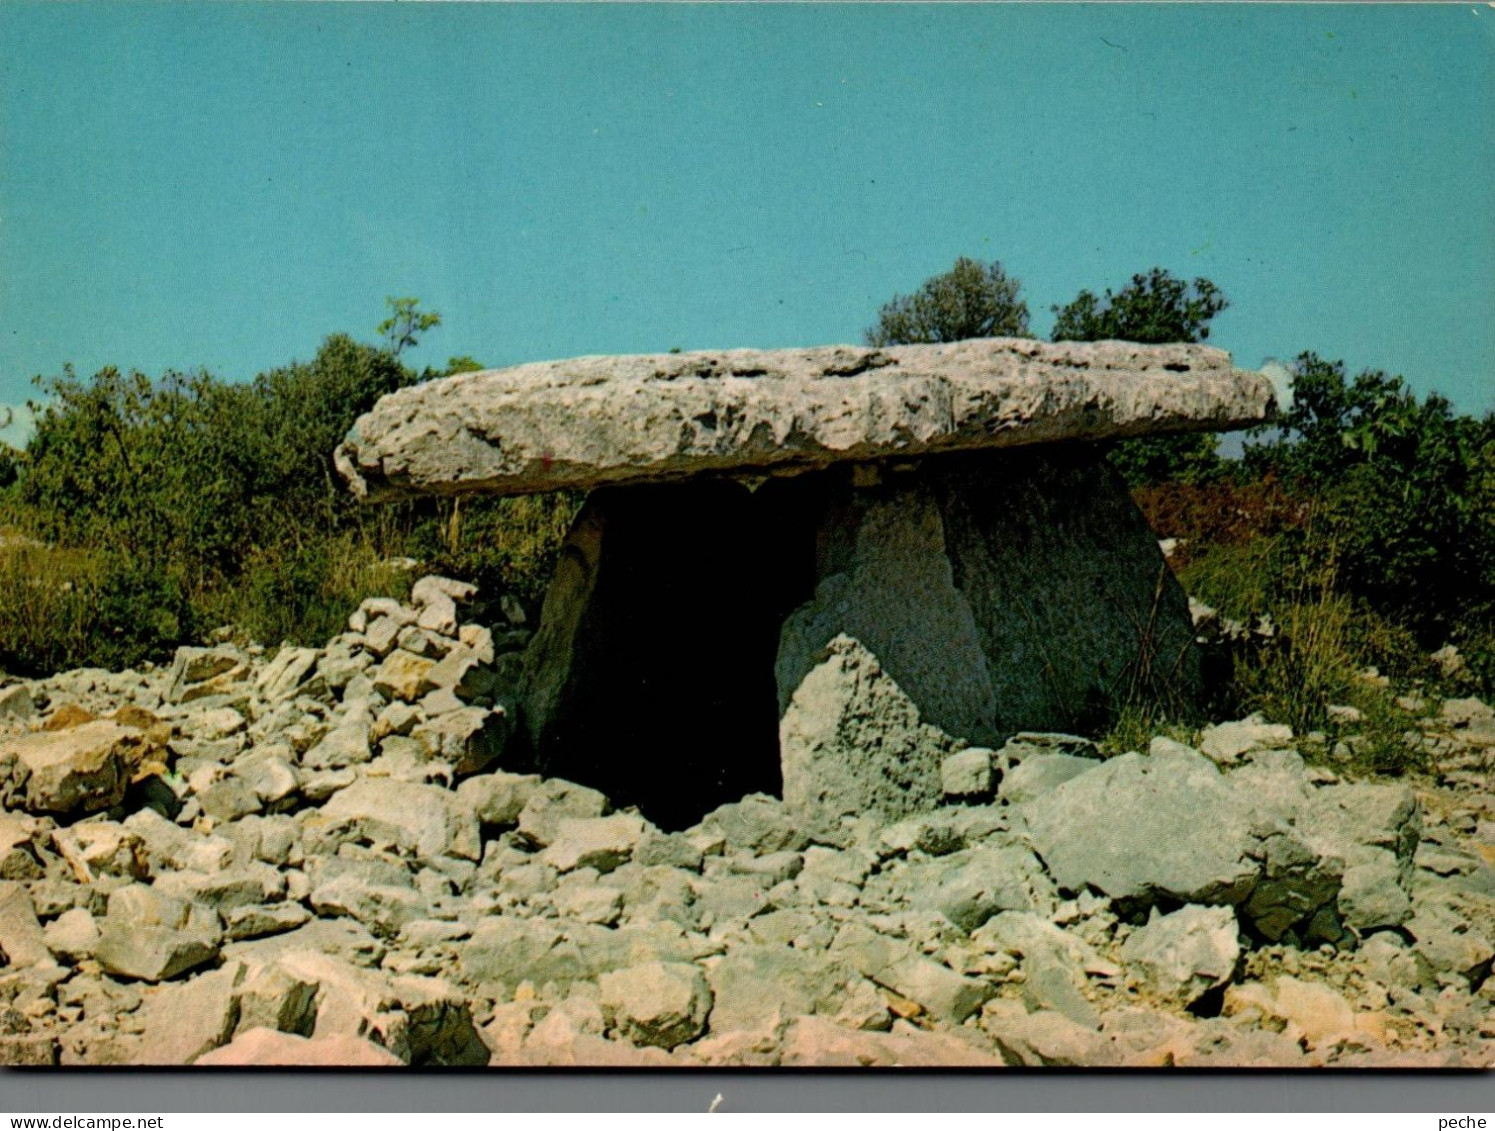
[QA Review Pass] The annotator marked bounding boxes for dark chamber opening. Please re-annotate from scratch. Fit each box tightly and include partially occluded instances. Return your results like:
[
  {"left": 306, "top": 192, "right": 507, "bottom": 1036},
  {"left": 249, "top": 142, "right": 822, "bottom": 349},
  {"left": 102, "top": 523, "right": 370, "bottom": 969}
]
[{"left": 531, "top": 478, "right": 824, "bottom": 830}]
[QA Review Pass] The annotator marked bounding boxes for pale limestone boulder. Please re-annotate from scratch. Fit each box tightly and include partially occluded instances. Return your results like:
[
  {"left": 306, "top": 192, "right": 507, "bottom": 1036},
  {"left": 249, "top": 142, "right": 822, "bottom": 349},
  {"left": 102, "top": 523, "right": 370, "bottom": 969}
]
[
  {"left": 941, "top": 748, "right": 995, "bottom": 800},
  {"left": 775, "top": 449, "right": 1201, "bottom": 745},
  {"left": 194, "top": 1027, "right": 404, "bottom": 1067},
  {"left": 135, "top": 962, "right": 245, "bottom": 1065},
  {"left": 0, "top": 684, "right": 35, "bottom": 724},
  {"left": 778, "top": 634, "right": 956, "bottom": 832},
  {"left": 43, "top": 908, "right": 99, "bottom": 964},
  {"left": 0, "top": 720, "right": 149, "bottom": 814},
  {"left": 0, "top": 881, "right": 52, "bottom": 967},
  {"left": 314, "top": 777, "right": 479, "bottom": 862},
  {"left": 371, "top": 649, "right": 437, "bottom": 703},
  {"left": 1120, "top": 904, "right": 1241, "bottom": 1008},
  {"left": 597, "top": 961, "right": 712, "bottom": 1049}
]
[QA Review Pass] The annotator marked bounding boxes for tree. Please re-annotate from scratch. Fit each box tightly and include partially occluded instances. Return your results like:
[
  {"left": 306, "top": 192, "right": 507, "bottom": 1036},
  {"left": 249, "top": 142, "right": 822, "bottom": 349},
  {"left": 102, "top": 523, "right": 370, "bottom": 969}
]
[
  {"left": 1052, "top": 268, "right": 1229, "bottom": 345},
  {"left": 378, "top": 297, "right": 442, "bottom": 357},
  {"left": 1051, "top": 268, "right": 1231, "bottom": 487},
  {"left": 865, "top": 257, "right": 1032, "bottom": 347},
  {"left": 1243, "top": 352, "right": 1495, "bottom": 639}
]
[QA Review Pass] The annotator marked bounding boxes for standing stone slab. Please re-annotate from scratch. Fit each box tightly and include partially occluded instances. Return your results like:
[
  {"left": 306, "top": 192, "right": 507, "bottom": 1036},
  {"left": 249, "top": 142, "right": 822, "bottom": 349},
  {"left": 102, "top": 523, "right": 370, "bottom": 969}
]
[{"left": 776, "top": 448, "right": 1201, "bottom": 744}]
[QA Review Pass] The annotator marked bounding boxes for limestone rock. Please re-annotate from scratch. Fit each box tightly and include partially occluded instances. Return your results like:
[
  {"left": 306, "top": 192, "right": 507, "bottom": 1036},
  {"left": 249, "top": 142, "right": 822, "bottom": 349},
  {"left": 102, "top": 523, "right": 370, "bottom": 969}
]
[
  {"left": 0, "top": 814, "right": 44, "bottom": 880},
  {"left": 779, "top": 634, "right": 956, "bottom": 831},
  {"left": 0, "top": 881, "right": 52, "bottom": 967},
  {"left": 194, "top": 1026, "right": 404, "bottom": 1067},
  {"left": 518, "top": 481, "right": 784, "bottom": 828},
  {"left": 1022, "top": 745, "right": 1262, "bottom": 910},
  {"left": 371, "top": 650, "right": 437, "bottom": 704},
  {"left": 540, "top": 814, "right": 649, "bottom": 874},
  {"left": 136, "top": 962, "right": 244, "bottom": 1065},
  {"left": 1198, "top": 714, "right": 1295, "bottom": 766},
  {"left": 303, "top": 708, "right": 372, "bottom": 770},
  {"left": 598, "top": 961, "right": 712, "bottom": 1049},
  {"left": 94, "top": 884, "right": 221, "bottom": 982},
  {"left": 941, "top": 748, "right": 995, "bottom": 800},
  {"left": 123, "top": 807, "right": 233, "bottom": 874},
  {"left": 0, "top": 720, "right": 150, "bottom": 814},
  {"left": 43, "top": 908, "right": 100, "bottom": 964},
  {"left": 514, "top": 778, "right": 611, "bottom": 849},
  {"left": 456, "top": 770, "right": 540, "bottom": 827},
  {"left": 704, "top": 945, "right": 869, "bottom": 1034},
  {"left": 1405, "top": 905, "right": 1494, "bottom": 982},
  {"left": 462, "top": 917, "right": 589, "bottom": 992},
  {"left": 337, "top": 339, "right": 1273, "bottom": 500},
  {"left": 981, "top": 1003, "right": 1116, "bottom": 1067},
  {"left": 166, "top": 645, "right": 249, "bottom": 704},
  {"left": 413, "top": 706, "right": 509, "bottom": 776},
  {"left": 997, "top": 752, "right": 1099, "bottom": 805},
  {"left": 255, "top": 647, "right": 319, "bottom": 703},
  {"left": 224, "top": 902, "right": 311, "bottom": 942},
  {"left": 776, "top": 450, "right": 1202, "bottom": 744},
  {"left": 695, "top": 794, "right": 808, "bottom": 855},
  {"left": 1120, "top": 904, "right": 1241, "bottom": 1009},
  {"left": 51, "top": 820, "right": 148, "bottom": 880},
  {"left": 906, "top": 842, "right": 1057, "bottom": 932},
  {"left": 234, "top": 964, "right": 319, "bottom": 1036}
]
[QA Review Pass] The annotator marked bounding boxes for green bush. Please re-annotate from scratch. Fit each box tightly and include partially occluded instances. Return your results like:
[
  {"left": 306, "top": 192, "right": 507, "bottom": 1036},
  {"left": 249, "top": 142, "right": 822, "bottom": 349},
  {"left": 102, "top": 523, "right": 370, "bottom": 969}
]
[
  {"left": 1245, "top": 353, "right": 1495, "bottom": 646},
  {"left": 0, "top": 301, "right": 582, "bottom": 675}
]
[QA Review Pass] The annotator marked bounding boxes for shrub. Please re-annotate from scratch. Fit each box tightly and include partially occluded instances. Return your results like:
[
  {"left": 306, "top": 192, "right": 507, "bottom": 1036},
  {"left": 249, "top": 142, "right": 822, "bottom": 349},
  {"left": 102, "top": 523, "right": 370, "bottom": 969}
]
[
  {"left": 208, "top": 533, "right": 414, "bottom": 648},
  {"left": 0, "top": 541, "right": 193, "bottom": 674},
  {"left": 1244, "top": 353, "right": 1495, "bottom": 645}
]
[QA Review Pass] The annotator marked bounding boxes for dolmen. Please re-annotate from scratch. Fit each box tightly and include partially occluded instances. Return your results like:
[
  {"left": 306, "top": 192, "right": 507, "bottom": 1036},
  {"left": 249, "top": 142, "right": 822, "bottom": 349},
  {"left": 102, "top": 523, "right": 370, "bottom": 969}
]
[{"left": 336, "top": 338, "right": 1275, "bottom": 831}]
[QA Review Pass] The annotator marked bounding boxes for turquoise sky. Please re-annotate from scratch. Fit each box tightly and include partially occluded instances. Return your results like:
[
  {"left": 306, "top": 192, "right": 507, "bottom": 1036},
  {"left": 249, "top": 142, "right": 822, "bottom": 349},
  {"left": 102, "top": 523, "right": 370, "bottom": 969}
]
[{"left": 2, "top": 2, "right": 1492, "bottom": 431}]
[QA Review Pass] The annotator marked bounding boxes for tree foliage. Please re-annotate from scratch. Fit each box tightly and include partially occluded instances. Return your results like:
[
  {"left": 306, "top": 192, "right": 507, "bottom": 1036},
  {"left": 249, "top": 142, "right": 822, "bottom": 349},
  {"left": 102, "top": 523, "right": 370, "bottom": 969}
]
[
  {"left": 1244, "top": 352, "right": 1495, "bottom": 641},
  {"left": 1051, "top": 268, "right": 1229, "bottom": 345},
  {"left": 865, "top": 257, "right": 1031, "bottom": 347},
  {"left": 378, "top": 297, "right": 442, "bottom": 357},
  {"left": 1051, "top": 268, "right": 1230, "bottom": 488}
]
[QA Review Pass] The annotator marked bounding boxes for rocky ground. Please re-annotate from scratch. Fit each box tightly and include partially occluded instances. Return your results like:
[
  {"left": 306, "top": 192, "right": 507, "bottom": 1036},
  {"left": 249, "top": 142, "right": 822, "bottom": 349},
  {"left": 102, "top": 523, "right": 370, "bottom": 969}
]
[{"left": 0, "top": 578, "right": 1491, "bottom": 1068}]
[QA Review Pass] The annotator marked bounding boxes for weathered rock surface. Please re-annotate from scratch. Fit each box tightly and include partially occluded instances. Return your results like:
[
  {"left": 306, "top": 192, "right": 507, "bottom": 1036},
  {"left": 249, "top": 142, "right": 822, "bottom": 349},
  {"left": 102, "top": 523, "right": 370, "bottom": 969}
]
[
  {"left": 194, "top": 1026, "right": 405, "bottom": 1067},
  {"left": 779, "top": 634, "right": 957, "bottom": 832},
  {"left": 775, "top": 450, "right": 1202, "bottom": 744},
  {"left": 94, "top": 884, "right": 221, "bottom": 982},
  {"left": 1022, "top": 744, "right": 1264, "bottom": 909},
  {"left": 0, "top": 721, "right": 151, "bottom": 814},
  {"left": 336, "top": 339, "right": 1274, "bottom": 500},
  {"left": 1121, "top": 904, "right": 1241, "bottom": 1009},
  {"left": 597, "top": 961, "right": 712, "bottom": 1049}
]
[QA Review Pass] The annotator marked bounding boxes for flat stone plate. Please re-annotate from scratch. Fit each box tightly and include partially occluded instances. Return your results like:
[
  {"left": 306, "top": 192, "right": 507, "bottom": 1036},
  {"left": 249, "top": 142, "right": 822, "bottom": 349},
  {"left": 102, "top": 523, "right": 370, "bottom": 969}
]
[{"left": 336, "top": 338, "right": 1275, "bottom": 500}]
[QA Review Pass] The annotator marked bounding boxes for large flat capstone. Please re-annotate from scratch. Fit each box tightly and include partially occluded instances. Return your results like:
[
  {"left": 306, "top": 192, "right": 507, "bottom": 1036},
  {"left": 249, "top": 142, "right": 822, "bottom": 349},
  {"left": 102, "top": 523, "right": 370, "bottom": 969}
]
[{"left": 335, "top": 339, "right": 1274, "bottom": 500}]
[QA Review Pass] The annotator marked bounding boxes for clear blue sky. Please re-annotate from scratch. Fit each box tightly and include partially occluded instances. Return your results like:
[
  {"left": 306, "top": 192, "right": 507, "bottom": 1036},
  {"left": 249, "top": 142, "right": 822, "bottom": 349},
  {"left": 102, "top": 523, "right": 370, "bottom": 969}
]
[{"left": 2, "top": 1, "right": 1492, "bottom": 436}]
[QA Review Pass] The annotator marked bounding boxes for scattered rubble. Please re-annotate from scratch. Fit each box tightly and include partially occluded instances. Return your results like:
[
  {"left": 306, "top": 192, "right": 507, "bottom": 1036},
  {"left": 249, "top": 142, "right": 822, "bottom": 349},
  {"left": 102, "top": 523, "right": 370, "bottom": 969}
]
[{"left": 0, "top": 575, "right": 1490, "bottom": 1068}]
